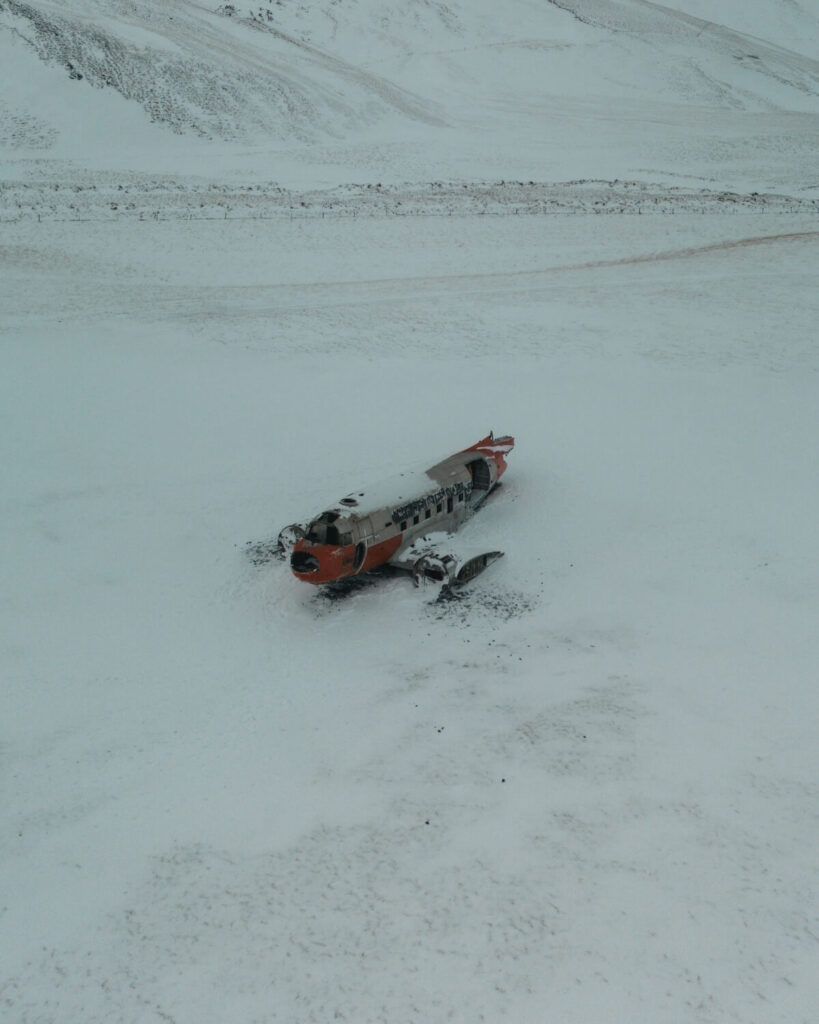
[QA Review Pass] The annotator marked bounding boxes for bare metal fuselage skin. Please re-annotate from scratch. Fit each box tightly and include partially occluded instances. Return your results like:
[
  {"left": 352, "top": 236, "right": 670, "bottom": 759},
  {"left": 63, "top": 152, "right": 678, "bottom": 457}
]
[{"left": 282, "top": 433, "right": 514, "bottom": 586}]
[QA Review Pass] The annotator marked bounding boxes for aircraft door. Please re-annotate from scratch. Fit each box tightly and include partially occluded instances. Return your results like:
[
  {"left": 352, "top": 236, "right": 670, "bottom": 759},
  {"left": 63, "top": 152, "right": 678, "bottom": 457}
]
[{"left": 468, "top": 458, "right": 491, "bottom": 491}]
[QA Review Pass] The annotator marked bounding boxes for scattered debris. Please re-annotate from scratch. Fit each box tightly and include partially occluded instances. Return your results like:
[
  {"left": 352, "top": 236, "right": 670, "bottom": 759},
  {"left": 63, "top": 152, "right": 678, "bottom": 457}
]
[
  {"left": 428, "top": 585, "right": 538, "bottom": 623},
  {"left": 244, "top": 537, "right": 284, "bottom": 566}
]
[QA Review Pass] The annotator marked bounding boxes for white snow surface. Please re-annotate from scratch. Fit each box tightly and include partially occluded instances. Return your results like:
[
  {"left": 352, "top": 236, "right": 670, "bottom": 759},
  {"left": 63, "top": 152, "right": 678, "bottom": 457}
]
[{"left": 2, "top": 2, "right": 819, "bottom": 1022}]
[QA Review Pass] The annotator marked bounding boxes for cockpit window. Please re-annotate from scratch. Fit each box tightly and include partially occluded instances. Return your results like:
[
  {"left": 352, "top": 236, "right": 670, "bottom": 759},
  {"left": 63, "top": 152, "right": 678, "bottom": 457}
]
[{"left": 307, "top": 511, "right": 346, "bottom": 544}]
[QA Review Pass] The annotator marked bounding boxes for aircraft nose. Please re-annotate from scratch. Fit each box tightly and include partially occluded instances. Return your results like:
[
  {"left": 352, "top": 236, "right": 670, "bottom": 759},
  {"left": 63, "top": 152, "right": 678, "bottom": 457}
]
[{"left": 291, "top": 549, "right": 320, "bottom": 575}]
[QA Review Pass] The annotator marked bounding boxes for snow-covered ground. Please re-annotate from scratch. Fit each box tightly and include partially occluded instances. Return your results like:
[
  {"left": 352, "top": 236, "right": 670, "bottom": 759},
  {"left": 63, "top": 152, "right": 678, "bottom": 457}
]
[{"left": 2, "top": 2, "right": 818, "bottom": 1022}]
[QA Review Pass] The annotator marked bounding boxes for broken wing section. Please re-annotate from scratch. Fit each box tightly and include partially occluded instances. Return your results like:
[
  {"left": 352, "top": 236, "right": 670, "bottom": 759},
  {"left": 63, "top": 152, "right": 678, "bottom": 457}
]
[{"left": 390, "top": 534, "right": 504, "bottom": 589}]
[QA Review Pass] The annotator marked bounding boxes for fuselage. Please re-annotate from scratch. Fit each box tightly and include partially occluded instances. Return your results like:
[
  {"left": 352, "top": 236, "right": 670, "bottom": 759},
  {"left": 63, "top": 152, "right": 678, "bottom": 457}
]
[{"left": 288, "top": 434, "right": 514, "bottom": 585}]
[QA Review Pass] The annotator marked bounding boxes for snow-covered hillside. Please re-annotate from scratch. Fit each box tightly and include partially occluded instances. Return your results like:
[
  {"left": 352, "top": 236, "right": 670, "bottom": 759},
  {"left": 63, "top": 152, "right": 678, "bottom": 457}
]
[
  {"left": 3, "top": 0, "right": 819, "bottom": 187},
  {"left": 2, "top": 2, "right": 818, "bottom": 1022}
]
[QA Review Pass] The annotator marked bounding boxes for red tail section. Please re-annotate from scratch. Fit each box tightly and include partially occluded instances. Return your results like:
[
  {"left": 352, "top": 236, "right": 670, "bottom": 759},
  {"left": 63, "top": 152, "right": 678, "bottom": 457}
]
[{"left": 460, "top": 432, "right": 515, "bottom": 479}]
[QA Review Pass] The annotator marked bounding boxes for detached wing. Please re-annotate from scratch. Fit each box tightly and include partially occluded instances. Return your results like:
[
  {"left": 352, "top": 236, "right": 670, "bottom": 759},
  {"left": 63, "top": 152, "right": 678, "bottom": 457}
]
[{"left": 390, "top": 533, "right": 504, "bottom": 588}]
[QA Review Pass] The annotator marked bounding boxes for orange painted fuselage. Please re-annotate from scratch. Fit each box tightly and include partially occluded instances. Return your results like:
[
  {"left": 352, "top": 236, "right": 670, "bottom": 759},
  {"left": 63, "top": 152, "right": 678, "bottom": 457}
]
[{"left": 291, "top": 533, "right": 403, "bottom": 585}]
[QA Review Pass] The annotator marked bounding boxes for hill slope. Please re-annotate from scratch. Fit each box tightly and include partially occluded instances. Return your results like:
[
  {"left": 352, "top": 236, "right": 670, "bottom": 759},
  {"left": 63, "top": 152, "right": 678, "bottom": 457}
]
[{"left": 2, "top": 0, "right": 818, "bottom": 187}]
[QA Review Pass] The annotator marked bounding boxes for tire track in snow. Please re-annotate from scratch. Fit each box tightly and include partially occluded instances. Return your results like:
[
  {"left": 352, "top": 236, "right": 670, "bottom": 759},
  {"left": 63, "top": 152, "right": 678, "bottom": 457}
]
[
  {"left": 172, "top": 228, "right": 819, "bottom": 313},
  {"left": 556, "top": 226, "right": 819, "bottom": 272}
]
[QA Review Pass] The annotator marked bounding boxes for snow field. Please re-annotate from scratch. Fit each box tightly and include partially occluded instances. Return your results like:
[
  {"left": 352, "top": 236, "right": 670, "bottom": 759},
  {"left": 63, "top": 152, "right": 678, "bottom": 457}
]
[
  {"left": 3, "top": 0, "right": 819, "bottom": 1017},
  {"left": 2, "top": 206, "right": 818, "bottom": 1021}
]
